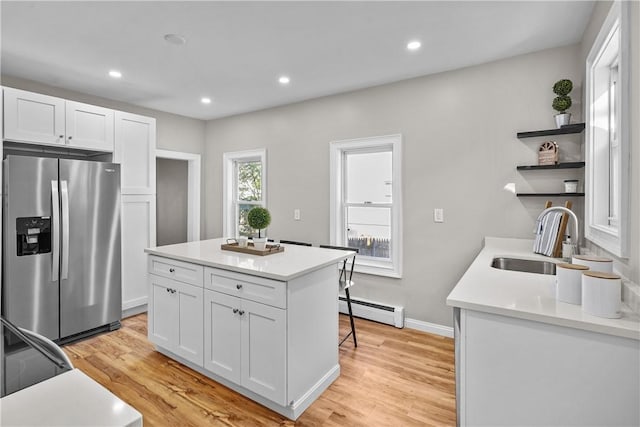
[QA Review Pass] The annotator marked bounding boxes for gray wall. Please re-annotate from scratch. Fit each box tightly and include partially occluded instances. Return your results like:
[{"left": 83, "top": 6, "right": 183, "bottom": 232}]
[
  {"left": 579, "top": 1, "right": 640, "bottom": 285},
  {"left": 204, "top": 45, "right": 582, "bottom": 327},
  {"left": 0, "top": 75, "right": 207, "bottom": 239},
  {"left": 156, "top": 158, "right": 188, "bottom": 246}
]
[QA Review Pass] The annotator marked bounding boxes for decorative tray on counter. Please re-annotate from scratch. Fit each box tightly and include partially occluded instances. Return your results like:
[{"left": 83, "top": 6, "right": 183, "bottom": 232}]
[{"left": 221, "top": 242, "right": 285, "bottom": 256}]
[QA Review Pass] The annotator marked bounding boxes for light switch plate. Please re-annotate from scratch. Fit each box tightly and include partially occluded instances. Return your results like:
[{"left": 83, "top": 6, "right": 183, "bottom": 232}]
[
  {"left": 294, "top": 209, "right": 301, "bottom": 221},
  {"left": 434, "top": 208, "right": 444, "bottom": 223}
]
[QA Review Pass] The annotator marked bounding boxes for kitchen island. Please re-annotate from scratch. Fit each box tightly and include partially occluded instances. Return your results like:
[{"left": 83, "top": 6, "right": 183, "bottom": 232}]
[
  {"left": 447, "top": 237, "right": 640, "bottom": 426},
  {"left": 144, "top": 238, "right": 354, "bottom": 420}
]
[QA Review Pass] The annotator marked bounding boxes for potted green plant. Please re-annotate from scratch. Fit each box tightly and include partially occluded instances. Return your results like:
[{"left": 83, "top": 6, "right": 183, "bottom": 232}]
[
  {"left": 552, "top": 79, "right": 573, "bottom": 128},
  {"left": 247, "top": 207, "right": 271, "bottom": 250}
]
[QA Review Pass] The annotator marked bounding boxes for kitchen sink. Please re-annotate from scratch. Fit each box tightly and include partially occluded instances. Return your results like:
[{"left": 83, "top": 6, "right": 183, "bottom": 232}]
[{"left": 491, "top": 257, "right": 556, "bottom": 275}]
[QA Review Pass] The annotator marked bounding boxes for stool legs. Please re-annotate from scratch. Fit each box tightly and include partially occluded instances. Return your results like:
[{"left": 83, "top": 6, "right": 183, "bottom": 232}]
[{"left": 340, "top": 288, "right": 357, "bottom": 348}]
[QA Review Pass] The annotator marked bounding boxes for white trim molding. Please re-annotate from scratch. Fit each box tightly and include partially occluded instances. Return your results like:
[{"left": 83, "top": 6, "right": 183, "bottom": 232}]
[
  {"left": 584, "top": 0, "right": 630, "bottom": 258},
  {"left": 222, "top": 148, "right": 267, "bottom": 238},
  {"left": 404, "top": 318, "right": 454, "bottom": 338},
  {"left": 155, "top": 149, "right": 201, "bottom": 242},
  {"left": 329, "top": 134, "right": 403, "bottom": 278}
]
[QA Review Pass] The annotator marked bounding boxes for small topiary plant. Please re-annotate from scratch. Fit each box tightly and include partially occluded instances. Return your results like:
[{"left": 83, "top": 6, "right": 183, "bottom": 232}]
[
  {"left": 553, "top": 79, "right": 573, "bottom": 96},
  {"left": 552, "top": 79, "right": 573, "bottom": 113},
  {"left": 247, "top": 207, "right": 271, "bottom": 238},
  {"left": 552, "top": 95, "right": 572, "bottom": 113}
]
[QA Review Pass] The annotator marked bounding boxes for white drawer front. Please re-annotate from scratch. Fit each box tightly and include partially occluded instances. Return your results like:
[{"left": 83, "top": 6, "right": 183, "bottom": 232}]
[
  {"left": 149, "top": 256, "right": 204, "bottom": 287},
  {"left": 205, "top": 268, "right": 286, "bottom": 309}
]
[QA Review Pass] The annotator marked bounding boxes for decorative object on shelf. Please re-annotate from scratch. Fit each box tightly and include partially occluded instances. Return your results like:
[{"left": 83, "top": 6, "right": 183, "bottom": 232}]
[
  {"left": 552, "top": 79, "right": 573, "bottom": 128},
  {"left": 247, "top": 206, "right": 271, "bottom": 249},
  {"left": 564, "top": 179, "right": 579, "bottom": 193},
  {"left": 538, "top": 141, "right": 558, "bottom": 165}
]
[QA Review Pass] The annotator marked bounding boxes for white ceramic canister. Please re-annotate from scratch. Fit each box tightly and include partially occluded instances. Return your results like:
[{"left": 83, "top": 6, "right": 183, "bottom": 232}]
[
  {"left": 564, "top": 179, "right": 579, "bottom": 193},
  {"left": 556, "top": 263, "right": 589, "bottom": 304},
  {"left": 572, "top": 255, "right": 613, "bottom": 273},
  {"left": 582, "top": 271, "right": 622, "bottom": 318}
]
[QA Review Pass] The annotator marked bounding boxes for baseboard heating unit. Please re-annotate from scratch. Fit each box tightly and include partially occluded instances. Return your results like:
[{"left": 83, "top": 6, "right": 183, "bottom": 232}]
[{"left": 339, "top": 296, "right": 404, "bottom": 328}]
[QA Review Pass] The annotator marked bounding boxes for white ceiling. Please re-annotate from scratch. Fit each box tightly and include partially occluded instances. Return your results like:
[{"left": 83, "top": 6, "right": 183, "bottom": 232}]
[{"left": 1, "top": 1, "right": 595, "bottom": 121}]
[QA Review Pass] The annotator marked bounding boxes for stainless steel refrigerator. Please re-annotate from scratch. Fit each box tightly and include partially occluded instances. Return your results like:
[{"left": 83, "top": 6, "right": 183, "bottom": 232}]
[{"left": 2, "top": 155, "right": 121, "bottom": 342}]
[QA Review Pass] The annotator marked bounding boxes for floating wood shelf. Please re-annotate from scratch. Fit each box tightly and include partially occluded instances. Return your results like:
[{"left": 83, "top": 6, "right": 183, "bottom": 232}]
[
  {"left": 517, "top": 123, "right": 585, "bottom": 138},
  {"left": 517, "top": 192, "right": 585, "bottom": 197},
  {"left": 516, "top": 162, "right": 585, "bottom": 171}
]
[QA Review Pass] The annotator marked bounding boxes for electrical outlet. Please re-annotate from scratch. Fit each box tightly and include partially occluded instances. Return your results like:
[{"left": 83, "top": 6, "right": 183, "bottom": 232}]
[
  {"left": 434, "top": 208, "right": 444, "bottom": 223},
  {"left": 294, "top": 209, "right": 301, "bottom": 221}
]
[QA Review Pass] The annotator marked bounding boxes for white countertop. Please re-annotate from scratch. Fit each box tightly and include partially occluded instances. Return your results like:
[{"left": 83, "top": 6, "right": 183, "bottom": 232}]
[
  {"left": 446, "top": 237, "right": 640, "bottom": 340},
  {"left": 145, "top": 238, "right": 354, "bottom": 281},
  {"left": 0, "top": 369, "right": 142, "bottom": 427}
]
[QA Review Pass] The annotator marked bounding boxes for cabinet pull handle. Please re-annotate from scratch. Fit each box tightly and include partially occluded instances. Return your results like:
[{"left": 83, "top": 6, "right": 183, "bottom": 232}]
[
  {"left": 166, "top": 288, "right": 170, "bottom": 293},
  {"left": 232, "top": 308, "right": 238, "bottom": 314},
  {"left": 169, "top": 268, "right": 175, "bottom": 273},
  {"left": 238, "top": 310, "right": 245, "bottom": 316},
  {"left": 68, "top": 136, "right": 73, "bottom": 140},
  {"left": 59, "top": 135, "right": 64, "bottom": 139},
  {"left": 172, "top": 289, "right": 176, "bottom": 294},
  {"left": 236, "top": 284, "right": 243, "bottom": 290}
]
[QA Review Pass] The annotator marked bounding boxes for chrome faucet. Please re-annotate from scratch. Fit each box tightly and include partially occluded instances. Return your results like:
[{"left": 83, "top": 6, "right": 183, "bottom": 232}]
[{"left": 535, "top": 206, "right": 580, "bottom": 256}]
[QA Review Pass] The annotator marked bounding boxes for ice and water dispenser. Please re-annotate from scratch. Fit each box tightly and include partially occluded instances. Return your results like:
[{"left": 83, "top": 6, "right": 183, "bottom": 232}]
[{"left": 16, "top": 217, "right": 51, "bottom": 256}]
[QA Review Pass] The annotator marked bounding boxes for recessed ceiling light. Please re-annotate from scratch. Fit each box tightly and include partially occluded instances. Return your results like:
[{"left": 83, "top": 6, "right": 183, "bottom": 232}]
[
  {"left": 108, "top": 70, "right": 122, "bottom": 78},
  {"left": 279, "top": 76, "right": 290, "bottom": 85},
  {"left": 201, "top": 97, "right": 212, "bottom": 104},
  {"left": 164, "top": 34, "right": 187, "bottom": 45},
  {"left": 407, "top": 40, "right": 422, "bottom": 51}
]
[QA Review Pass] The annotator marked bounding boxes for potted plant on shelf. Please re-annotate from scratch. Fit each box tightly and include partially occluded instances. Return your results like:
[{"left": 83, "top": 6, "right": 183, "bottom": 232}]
[
  {"left": 552, "top": 79, "right": 573, "bottom": 128},
  {"left": 247, "top": 207, "right": 271, "bottom": 250}
]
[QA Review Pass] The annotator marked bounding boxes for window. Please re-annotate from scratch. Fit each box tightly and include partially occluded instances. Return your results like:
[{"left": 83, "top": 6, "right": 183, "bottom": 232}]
[
  {"left": 585, "top": 1, "right": 630, "bottom": 257},
  {"left": 223, "top": 149, "right": 266, "bottom": 238},
  {"left": 330, "top": 135, "right": 402, "bottom": 278}
]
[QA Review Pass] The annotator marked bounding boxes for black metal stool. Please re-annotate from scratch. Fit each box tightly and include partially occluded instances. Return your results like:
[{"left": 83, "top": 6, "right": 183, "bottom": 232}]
[{"left": 320, "top": 245, "right": 358, "bottom": 347}]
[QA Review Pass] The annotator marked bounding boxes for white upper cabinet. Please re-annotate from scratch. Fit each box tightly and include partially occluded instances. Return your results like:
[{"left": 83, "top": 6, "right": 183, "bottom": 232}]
[
  {"left": 114, "top": 111, "right": 156, "bottom": 194},
  {"left": 3, "top": 87, "right": 66, "bottom": 146},
  {"left": 3, "top": 87, "right": 114, "bottom": 152},
  {"left": 65, "top": 101, "right": 114, "bottom": 151}
]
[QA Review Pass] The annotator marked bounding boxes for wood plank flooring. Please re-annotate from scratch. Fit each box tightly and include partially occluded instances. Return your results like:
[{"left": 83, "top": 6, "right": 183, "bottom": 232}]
[{"left": 64, "top": 314, "right": 456, "bottom": 426}]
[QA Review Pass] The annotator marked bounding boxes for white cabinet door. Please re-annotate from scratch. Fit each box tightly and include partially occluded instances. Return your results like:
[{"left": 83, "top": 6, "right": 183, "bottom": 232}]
[
  {"left": 114, "top": 111, "right": 156, "bottom": 195},
  {"left": 204, "top": 290, "right": 242, "bottom": 384},
  {"left": 148, "top": 274, "right": 176, "bottom": 348},
  {"left": 3, "top": 87, "right": 65, "bottom": 145},
  {"left": 122, "top": 194, "right": 156, "bottom": 311},
  {"left": 148, "top": 274, "right": 204, "bottom": 366},
  {"left": 174, "top": 280, "right": 204, "bottom": 365},
  {"left": 65, "top": 101, "right": 114, "bottom": 151},
  {"left": 241, "top": 299, "right": 287, "bottom": 406}
]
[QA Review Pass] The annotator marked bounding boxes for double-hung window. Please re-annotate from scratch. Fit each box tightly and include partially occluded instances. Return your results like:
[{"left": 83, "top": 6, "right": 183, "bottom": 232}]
[
  {"left": 330, "top": 135, "right": 402, "bottom": 278},
  {"left": 585, "top": 0, "right": 630, "bottom": 257},
  {"left": 223, "top": 149, "right": 266, "bottom": 238}
]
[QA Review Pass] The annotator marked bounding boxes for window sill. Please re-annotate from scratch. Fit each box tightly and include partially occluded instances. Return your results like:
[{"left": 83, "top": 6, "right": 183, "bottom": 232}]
[{"left": 354, "top": 263, "right": 402, "bottom": 279}]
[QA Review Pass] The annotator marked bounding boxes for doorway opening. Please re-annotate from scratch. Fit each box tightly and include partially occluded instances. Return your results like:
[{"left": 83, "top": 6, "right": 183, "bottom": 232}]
[{"left": 155, "top": 150, "right": 201, "bottom": 244}]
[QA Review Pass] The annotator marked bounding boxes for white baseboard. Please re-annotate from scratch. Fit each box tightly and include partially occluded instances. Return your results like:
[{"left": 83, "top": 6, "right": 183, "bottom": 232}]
[{"left": 404, "top": 318, "right": 454, "bottom": 338}]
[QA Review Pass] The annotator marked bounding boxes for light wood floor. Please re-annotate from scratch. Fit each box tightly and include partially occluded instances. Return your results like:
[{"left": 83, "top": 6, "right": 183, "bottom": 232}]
[{"left": 64, "top": 314, "right": 456, "bottom": 426}]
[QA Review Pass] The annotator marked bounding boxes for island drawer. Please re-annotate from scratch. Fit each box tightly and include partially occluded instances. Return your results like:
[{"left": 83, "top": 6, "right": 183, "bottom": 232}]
[
  {"left": 204, "top": 267, "right": 286, "bottom": 309},
  {"left": 149, "top": 256, "right": 204, "bottom": 287}
]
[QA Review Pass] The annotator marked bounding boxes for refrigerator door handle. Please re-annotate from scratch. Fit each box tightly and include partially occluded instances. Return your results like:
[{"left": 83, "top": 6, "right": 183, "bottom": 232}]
[
  {"left": 51, "top": 180, "right": 60, "bottom": 281},
  {"left": 61, "top": 180, "right": 70, "bottom": 280}
]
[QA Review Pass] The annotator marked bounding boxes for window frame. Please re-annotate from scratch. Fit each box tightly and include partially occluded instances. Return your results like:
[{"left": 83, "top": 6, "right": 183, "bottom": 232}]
[
  {"left": 222, "top": 149, "right": 267, "bottom": 238},
  {"left": 330, "top": 134, "right": 403, "bottom": 278},
  {"left": 585, "top": 0, "right": 630, "bottom": 257}
]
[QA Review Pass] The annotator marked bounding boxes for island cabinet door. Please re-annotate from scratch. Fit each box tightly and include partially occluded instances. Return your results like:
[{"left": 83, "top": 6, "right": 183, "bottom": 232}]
[
  {"left": 240, "top": 299, "right": 287, "bottom": 406},
  {"left": 204, "top": 290, "right": 241, "bottom": 384},
  {"left": 148, "top": 274, "right": 203, "bottom": 366},
  {"left": 173, "top": 280, "right": 204, "bottom": 366},
  {"left": 148, "top": 275, "right": 177, "bottom": 349}
]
